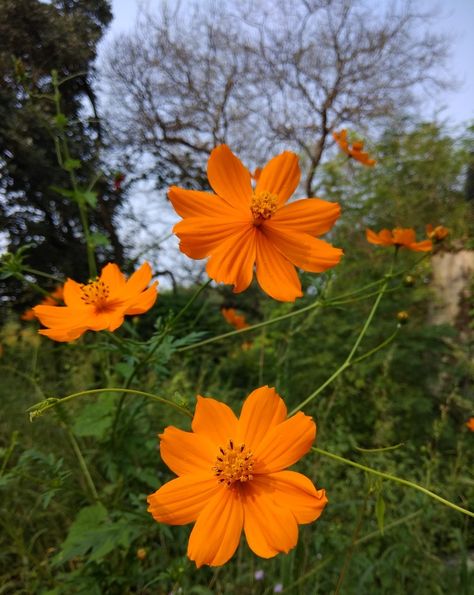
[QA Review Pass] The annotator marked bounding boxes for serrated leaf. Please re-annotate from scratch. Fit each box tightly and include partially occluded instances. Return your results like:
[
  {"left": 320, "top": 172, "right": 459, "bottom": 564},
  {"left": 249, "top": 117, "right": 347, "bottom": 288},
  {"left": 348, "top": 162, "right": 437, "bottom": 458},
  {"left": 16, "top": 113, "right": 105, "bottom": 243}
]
[{"left": 376, "top": 491, "right": 386, "bottom": 535}]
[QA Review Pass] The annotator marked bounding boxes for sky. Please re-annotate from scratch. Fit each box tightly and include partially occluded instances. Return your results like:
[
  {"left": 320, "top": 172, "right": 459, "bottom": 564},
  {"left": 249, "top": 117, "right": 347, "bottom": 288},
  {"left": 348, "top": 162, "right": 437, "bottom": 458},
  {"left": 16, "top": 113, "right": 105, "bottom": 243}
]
[{"left": 99, "top": 0, "right": 474, "bottom": 127}]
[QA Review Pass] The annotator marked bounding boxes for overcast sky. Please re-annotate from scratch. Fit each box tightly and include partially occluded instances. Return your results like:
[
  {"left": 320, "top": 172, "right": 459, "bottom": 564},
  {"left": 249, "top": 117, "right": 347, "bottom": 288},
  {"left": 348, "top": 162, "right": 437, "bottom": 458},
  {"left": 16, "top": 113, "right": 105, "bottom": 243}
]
[{"left": 98, "top": 0, "right": 474, "bottom": 127}]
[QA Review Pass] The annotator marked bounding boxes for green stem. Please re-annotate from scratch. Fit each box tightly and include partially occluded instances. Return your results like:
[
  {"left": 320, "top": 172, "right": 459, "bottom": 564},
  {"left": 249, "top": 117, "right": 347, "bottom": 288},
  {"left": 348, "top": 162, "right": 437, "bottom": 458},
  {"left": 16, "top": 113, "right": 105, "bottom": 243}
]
[
  {"left": 111, "top": 279, "right": 212, "bottom": 438},
  {"left": 290, "top": 263, "right": 395, "bottom": 415},
  {"left": 28, "top": 388, "right": 193, "bottom": 421},
  {"left": 61, "top": 420, "right": 100, "bottom": 502},
  {"left": 312, "top": 447, "right": 474, "bottom": 518},
  {"left": 22, "top": 267, "right": 63, "bottom": 283}
]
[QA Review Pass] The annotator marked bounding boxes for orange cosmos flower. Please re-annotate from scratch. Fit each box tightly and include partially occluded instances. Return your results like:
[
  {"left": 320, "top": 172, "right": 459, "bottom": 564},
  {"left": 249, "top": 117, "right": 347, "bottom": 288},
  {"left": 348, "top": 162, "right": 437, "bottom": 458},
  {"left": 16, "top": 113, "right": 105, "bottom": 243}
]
[
  {"left": 222, "top": 307, "right": 249, "bottom": 330},
  {"left": 147, "top": 386, "right": 327, "bottom": 567},
  {"left": 21, "top": 285, "right": 65, "bottom": 321},
  {"left": 168, "top": 145, "right": 342, "bottom": 302},
  {"left": 333, "top": 129, "right": 376, "bottom": 167},
  {"left": 33, "top": 262, "right": 158, "bottom": 342},
  {"left": 366, "top": 228, "right": 432, "bottom": 252},
  {"left": 426, "top": 224, "right": 449, "bottom": 242},
  {"left": 466, "top": 417, "right": 474, "bottom": 432}
]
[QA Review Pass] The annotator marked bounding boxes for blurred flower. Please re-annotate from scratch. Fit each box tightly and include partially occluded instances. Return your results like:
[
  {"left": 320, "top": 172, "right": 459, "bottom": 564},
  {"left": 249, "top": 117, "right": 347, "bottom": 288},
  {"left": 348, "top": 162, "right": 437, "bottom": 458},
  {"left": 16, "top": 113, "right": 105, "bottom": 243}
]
[
  {"left": 222, "top": 307, "right": 249, "bottom": 330},
  {"left": 254, "top": 569, "right": 265, "bottom": 580},
  {"left": 168, "top": 145, "right": 342, "bottom": 302},
  {"left": 136, "top": 547, "right": 147, "bottom": 560},
  {"left": 22, "top": 285, "right": 64, "bottom": 321},
  {"left": 34, "top": 263, "right": 158, "bottom": 342},
  {"left": 252, "top": 167, "right": 262, "bottom": 181},
  {"left": 426, "top": 224, "right": 449, "bottom": 242},
  {"left": 333, "top": 129, "right": 376, "bottom": 166},
  {"left": 273, "top": 583, "right": 283, "bottom": 593},
  {"left": 366, "top": 228, "right": 432, "bottom": 252},
  {"left": 241, "top": 341, "right": 253, "bottom": 351},
  {"left": 466, "top": 417, "right": 474, "bottom": 432},
  {"left": 403, "top": 275, "right": 415, "bottom": 287},
  {"left": 397, "top": 311, "right": 409, "bottom": 325},
  {"left": 148, "top": 386, "right": 327, "bottom": 567}
]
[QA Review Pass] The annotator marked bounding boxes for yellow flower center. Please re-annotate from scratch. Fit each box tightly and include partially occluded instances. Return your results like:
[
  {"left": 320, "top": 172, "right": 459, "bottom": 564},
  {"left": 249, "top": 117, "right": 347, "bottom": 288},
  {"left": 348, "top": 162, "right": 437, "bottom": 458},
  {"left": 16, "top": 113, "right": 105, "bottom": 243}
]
[
  {"left": 80, "top": 279, "right": 111, "bottom": 310},
  {"left": 213, "top": 440, "right": 254, "bottom": 487},
  {"left": 250, "top": 191, "right": 278, "bottom": 223}
]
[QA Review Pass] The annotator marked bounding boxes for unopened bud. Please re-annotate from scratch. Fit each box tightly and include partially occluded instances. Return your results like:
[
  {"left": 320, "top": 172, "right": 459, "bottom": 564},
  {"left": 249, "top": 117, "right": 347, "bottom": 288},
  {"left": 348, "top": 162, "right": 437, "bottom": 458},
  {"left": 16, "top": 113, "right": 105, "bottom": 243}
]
[
  {"left": 397, "top": 311, "right": 409, "bottom": 324},
  {"left": 136, "top": 547, "right": 147, "bottom": 560},
  {"left": 403, "top": 275, "right": 415, "bottom": 287}
]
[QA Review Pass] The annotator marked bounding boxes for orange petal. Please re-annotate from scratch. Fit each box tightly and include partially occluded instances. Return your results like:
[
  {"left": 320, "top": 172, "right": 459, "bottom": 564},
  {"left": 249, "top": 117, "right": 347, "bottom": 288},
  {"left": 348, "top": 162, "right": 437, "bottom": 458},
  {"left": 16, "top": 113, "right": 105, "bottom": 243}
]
[
  {"left": 237, "top": 386, "right": 287, "bottom": 451},
  {"left": 63, "top": 279, "right": 86, "bottom": 308},
  {"left": 100, "top": 263, "right": 126, "bottom": 293},
  {"left": 366, "top": 228, "right": 393, "bottom": 245},
  {"left": 38, "top": 327, "right": 87, "bottom": 342},
  {"left": 187, "top": 487, "right": 243, "bottom": 567},
  {"left": 408, "top": 239, "right": 433, "bottom": 252},
  {"left": 243, "top": 481, "right": 298, "bottom": 558},
  {"left": 206, "top": 226, "right": 257, "bottom": 293},
  {"left": 256, "top": 151, "right": 300, "bottom": 206},
  {"left": 168, "top": 187, "right": 237, "bottom": 218},
  {"left": 259, "top": 471, "right": 328, "bottom": 524},
  {"left": 255, "top": 233, "right": 302, "bottom": 302},
  {"left": 253, "top": 412, "right": 315, "bottom": 473},
  {"left": 125, "top": 282, "right": 158, "bottom": 315},
  {"left": 123, "top": 262, "right": 152, "bottom": 298},
  {"left": 271, "top": 198, "right": 341, "bottom": 236},
  {"left": 174, "top": 216, "right": 251, "bottom": 260},
  {"left": 147, "top": 473, "right": 219, "bottom": 525},
  {"left": 207, "top": 145, "right": 252, "bottom": 211},
  {"left": 160, "top": 426, "right": 216, "bottom": 476},
  {"left": 33, "top": 304, "right": 91, "bottom": 329},
  {"left": 263, "top": 226, "right": 343, "bottom": 273},
  {"left": 192, "top": 396, "right": 239, "bottom": 447}
]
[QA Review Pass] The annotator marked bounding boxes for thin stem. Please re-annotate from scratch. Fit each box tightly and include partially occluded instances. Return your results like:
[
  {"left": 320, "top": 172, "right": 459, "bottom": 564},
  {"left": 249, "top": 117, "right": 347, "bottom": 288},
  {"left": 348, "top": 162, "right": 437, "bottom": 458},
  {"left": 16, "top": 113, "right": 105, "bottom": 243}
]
[
  {"left": 61, "top": 420, "right": 100, "bottom": 502},
  {"left": 22, "top": 267, "right": 63, "bottom": 283},
  {"left": 111, "top": 279, "right": 212, "bottom": 437},
  {"left": 290, "top": 263, "right": 395, "bottom": 415},
  {"left": 28, "top": 388, "right": 193, "bottom": 421},
  {"left": 312, "top": 447, "right": 474, "bottom": 518}
]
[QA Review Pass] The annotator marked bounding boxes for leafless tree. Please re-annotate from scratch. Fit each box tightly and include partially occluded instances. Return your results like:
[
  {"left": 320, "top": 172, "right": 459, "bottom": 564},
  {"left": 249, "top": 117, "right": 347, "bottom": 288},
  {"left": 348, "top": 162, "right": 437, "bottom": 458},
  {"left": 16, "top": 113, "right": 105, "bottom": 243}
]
[{"left": 101, "top": 0, "right": 452, "bottom": 277}]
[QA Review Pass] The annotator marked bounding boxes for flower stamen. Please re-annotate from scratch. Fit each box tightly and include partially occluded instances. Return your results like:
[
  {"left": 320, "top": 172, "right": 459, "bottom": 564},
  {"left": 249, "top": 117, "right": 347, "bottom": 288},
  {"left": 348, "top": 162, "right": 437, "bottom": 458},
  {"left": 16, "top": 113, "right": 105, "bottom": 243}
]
[
  {"left": 80, "top": 279, "right": 111, "bottom": 310},
  {"left": 250, "top": 191, "right": 278, "bottom": 223},
  {"left": 213, "top": 440, "right": 254, "bottom": 487}
]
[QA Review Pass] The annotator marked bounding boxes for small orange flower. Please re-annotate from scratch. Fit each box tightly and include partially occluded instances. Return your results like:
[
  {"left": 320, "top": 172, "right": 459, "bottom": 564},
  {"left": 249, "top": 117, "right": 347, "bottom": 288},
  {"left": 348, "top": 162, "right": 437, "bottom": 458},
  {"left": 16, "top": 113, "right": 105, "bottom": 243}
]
[
  {"left": 147, "top": 386, "right": 327, "bottom": 567},
  {"left": 33, "top": 262, "right": 158, "bottom": 342},
  {"left": 21, "top": 285, "right": 64, "bottom": 321},
  {"left": 366, "top": 228, "right": 432, "bottom": 252},
  {"left": 333, "top": 129, "right": 376, "bottom": 167},
  {"left": 426, "top": 224, "right": 449, "bottom": 242},
  {"left": 466, "top": 417, "right": 474, "bottom": 432},
  {"left": 168, "top": 145, "right": 342, "bottom": 302},
  {"left": 222, "top": 307, "right": 249, "bottom": 330},
  {"left": 251, "top": 167, "right": 262, "bottom": 181}
]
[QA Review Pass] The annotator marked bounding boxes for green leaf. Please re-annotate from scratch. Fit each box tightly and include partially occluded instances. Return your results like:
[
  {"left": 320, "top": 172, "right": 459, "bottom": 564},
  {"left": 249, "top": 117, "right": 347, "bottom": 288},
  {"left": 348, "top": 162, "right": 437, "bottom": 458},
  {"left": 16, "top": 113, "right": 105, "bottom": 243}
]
[
  {"left": 89, "top": 232, "right": 109, "bottom": 247},
  {"left": 49, "top": 185, "right": 76, "bottom": 199},
  {"left": 375, "top": 491, "right": 386, "bottom": 535},
  {"left": 72, "top": 394, "right": 117, "bottom": 439},
  {"left": 55, "top": 113, "right": 68, "bottom": 129},
  {"left": 81, "top": 190, "right": 97, "bottom": 208},
  {"left": 63, "top": 158, "right": 81, "bottom": 172}
]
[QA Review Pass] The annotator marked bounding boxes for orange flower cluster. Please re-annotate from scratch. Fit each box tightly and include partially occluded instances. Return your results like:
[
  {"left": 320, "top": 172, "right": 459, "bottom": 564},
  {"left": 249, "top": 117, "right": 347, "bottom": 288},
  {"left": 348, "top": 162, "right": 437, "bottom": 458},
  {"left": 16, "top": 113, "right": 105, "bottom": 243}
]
[
  {"left": 21, "top": 286, "right": 64, "bottom": 321},
  {"left": 333, "top": 129, "right": 376, "bottom": 167},
  {"left": 221, "top": 307, "right": 249, "bottom": 330},
  {"left": 33, "top": 263, "right": 157, "bottom": 341},
  {"left": 147, "top": 386, "right": 327, "bottom": 567},
  {"left": 366, "top": 228, "right": 432, "bottom": 252},
  {"left": 168, "top": 145, "right": 342, "bottom": 302}
]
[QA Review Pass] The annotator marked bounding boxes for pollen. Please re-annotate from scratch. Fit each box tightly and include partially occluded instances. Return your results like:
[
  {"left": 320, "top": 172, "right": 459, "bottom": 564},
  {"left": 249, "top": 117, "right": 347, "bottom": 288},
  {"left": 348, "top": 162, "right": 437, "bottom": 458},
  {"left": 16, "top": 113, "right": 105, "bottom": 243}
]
[
  {"left": 250, "top": 191, "right": 278, "bottom": 222},
  {"left": 213, "top": 440, "right": 254, "bottom": 487},
  {"left": 80, "top": 279, "right": 111, "bottom": 309}
]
